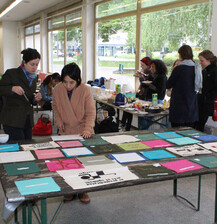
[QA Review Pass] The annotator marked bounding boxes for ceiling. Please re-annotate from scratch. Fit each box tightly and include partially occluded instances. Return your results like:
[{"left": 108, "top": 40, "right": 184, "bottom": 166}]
[{"left": 0, "top": 0, "right": 67, "bottom": 21}]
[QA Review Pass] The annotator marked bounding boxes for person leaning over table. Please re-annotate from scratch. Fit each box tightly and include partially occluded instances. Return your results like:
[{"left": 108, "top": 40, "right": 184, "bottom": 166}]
[
  {"left": 0, "top": 48, "right": 42, "bottom": 140},
  {"left": 120, "top": 57, "right": 153, "bottom": 131},
  {"left": 195, "top": 50, "right": 217, "bottom": 132},
  {"left": 166, "top": 45, "right": 202, "bottom": 128},
  {"left": 52, "top": 62, "right": 96, "bottom": 203},
  {"left": 39, "top": 72, "right": 61, "bottom": 110}
]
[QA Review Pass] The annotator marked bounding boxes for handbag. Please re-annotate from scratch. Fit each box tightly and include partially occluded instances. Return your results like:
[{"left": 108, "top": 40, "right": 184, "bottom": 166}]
[
  {"left": 213, "top": 97, "right": 217, "bottom": 121},
  {"left": 32, "top": 114, "right": 52, "bottom": 135}
]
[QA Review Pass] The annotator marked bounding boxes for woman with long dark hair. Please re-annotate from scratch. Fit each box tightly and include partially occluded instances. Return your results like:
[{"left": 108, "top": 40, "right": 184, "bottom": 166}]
[
  {"left": 166, "top": 45, "right": 202, "bottom": 128},
  {"left": 196, "top": 50, "right": 217, "bottom": 131},
  {"left": 39, "top": 73, "right": 61, "bottom": 110}
]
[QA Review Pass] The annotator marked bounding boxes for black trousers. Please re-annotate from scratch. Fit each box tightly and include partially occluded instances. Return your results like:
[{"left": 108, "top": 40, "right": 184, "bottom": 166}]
[
  {"left": 121, "top": 112, "right": 133, "bottom": 131},
  {"left": 3, "top": 115, "right": 32, "bottom": 140}
]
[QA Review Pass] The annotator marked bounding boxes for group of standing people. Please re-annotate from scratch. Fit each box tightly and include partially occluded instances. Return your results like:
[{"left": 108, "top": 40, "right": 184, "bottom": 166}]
[
  {"left": 167, "top": 45, "right": 217, "bottom": 132},
  {"left": 122, "top": 45, "right": 217, "bottom": 132}
]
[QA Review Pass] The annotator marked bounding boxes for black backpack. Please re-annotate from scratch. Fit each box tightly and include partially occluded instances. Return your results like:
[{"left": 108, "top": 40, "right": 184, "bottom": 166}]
[{"left": 95, "top": 117, "right": 118, "bottom": 134}]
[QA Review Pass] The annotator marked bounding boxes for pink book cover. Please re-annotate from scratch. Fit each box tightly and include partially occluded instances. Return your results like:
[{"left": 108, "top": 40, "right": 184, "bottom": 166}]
[
  {"left": 46, "top": 158, "right": 84, "bottom": 171},
  {"left": 57, "top": 140, "right": 83, "bottom": 148},
  {"left": 141, "top": 139, "right": 174, "bottom": 148},
  {"left": 161, "top": 159, "right": 204, "bottom": 173},
  {"left": 35, "top": 149, "right": 64, "bottom": 159}
]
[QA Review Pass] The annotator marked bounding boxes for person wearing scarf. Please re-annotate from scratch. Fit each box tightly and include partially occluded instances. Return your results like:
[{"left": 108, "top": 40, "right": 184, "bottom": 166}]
[
  {"left": 166, "top": 45, "right": 201, "bottom": 128},
  {"left": 0, "top": 48, "right": 42, "bottom": 140}
]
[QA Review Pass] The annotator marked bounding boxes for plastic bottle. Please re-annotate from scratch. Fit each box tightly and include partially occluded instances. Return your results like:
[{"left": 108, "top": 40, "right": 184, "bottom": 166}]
[
  {"left": 152, "top": 93, "right": 158, "bottom": 107},
  {"left": 101, "top": 85, "right": 106, "bottom": 96}
]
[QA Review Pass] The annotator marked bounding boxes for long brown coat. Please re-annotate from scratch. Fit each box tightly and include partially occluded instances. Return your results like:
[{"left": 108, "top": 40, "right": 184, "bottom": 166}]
[{"left": 52, "top": 82, "right": 96, "bottom": 135}]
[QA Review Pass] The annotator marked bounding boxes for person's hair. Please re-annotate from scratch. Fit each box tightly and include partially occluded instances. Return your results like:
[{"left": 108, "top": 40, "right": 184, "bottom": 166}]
[
  {"left": 178, "top": 45, "right": 193, "bottom": 60},
  {"left": 21, "top": 48, "right": 41, "bottom": 63},
  {"left": 140, "top": 57, "right": 152, "bottom": 66},
  {"left": 151, "top": 59, "right": 168, "bottom": 75},
  {"left": 61, "top": 63, "right": 81, "bottom": 86},
  {"left": 42, "top": 72, "right": 61, "bottom": 86},
  {"left": 51, "top": 72, "right": 61, "bottom": 82},
  {"left": 172, "top": 59, "right": 180, "bottom": 69},
  {"left": 199, "top": 50, "right": 217, "bottom": 66}
]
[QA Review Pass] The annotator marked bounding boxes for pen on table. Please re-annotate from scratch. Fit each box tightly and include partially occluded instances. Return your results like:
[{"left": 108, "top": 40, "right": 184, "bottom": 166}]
[
  {"left": 179, "top": 166, "right": 194, "bottom": 171},
  {"left": 17, "top": 167, "right": 30, "bottom": 170},
  {"left": 147, "top": 173, "right": 168, "bottom": 176}
]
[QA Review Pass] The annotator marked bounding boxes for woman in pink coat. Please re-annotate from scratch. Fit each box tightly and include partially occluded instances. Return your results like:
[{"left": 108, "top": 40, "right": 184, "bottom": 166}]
[{"left": 52, "top": 62, "right": 96, "bottom": 203}]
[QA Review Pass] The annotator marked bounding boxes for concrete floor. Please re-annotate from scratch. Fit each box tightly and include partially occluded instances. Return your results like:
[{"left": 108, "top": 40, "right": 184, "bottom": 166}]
[{"left": 0, "top": 174, "right": 216, "bottom": 224}]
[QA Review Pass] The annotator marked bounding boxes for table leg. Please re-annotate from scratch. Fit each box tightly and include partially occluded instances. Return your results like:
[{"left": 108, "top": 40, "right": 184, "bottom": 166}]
[
  {"left": 22, "top": 202, "right": 27, "bottom": 224},
  {"left": 173, "top": 179, "right": 177, "bottom": 196},
  {"left": 14, "top": 208, "right": 18, "bottom": 223},
  {"left": 28, "top": 203, "right": 32, "bottom": 224},
  {"left": 41, "top": 199, "right": 47, "bottom": 224},
  {"left": 197, "top": 175, "right": 201, "bottom": 211},
  {"left": 116, "top": 108, "right": 120, "bottom": 126},
  {"left": 215, "top": 173, "right": 217, "bottom": 223},
  {"left": 173, "top": 176, "right": 201, "bottom": 211}
]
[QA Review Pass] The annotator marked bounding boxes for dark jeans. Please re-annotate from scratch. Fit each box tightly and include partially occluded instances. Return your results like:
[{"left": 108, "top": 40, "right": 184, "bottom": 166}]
[
  {"left": 121, "top": 112, "right": 133, "bottom": 131},
  {"left": 3, "top": 115, "right": 32, "bottom": 140}
]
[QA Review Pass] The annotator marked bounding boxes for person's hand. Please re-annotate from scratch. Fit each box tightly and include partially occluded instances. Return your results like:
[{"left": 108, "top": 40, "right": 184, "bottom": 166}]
[
  {"left": 58, "top": 123, "right": 65, "bottom": 133},
  {"left": 135, "top": 70, "right": 144, "bottom": 77},
  {"left": 34, "top": 92, "right": 42, "bottom": 101},
  {"left": 80, "top": 131, "right": 91, "bottom": 139},
  {"left": 12, "top": 86, "right": 24, "bottom": 95}
]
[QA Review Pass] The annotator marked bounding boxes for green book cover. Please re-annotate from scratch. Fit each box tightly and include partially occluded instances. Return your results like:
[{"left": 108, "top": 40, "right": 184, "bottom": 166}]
[
  {"left": 191, "top": 156, "right": 217, "bottom": 168},
  {"left": 130, "top": 165, "right": 175, "bottom": 178},
  {"left": 4, "top": 161, "right": 41, "bottom": 176}
]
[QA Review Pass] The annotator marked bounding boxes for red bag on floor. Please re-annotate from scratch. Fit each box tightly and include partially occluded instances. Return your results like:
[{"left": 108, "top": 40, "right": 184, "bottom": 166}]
[{"left": 33, "top": 114, "right": 52, "bottom": 135}]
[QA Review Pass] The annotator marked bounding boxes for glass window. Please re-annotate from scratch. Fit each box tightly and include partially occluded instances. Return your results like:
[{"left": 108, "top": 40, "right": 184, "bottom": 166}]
[
  {"left": 48, "top": 16, "right": 64, "bottom": 29},
  {"left": 141, "top": 2, "right": 211, "bottom": 73},
  {"left": 48, "top": 30, "right": 65, "bottom": 74},
  {"left": 141, "top": 0, "right": 179, "bottom": 8},
  {"left": 66, "top": 11, "right": 81, "bottom": 26},
  {"left": 34, "top": 24, "right": 40, "bottom": 33},
  {"left": 25, "top": 36, "right": 34, "bottom": 48},
  {"left": 96, "top": 0, "right": 137, "bottom": 18},
  {"left": 25, "top": 26, "right": 34, "bottom": 35},
  {"left": 66, "top": 27, "right": 82, "bottom": 67},
  {"left": 96, "top": 16, "right": 136, "bottom": 91}
]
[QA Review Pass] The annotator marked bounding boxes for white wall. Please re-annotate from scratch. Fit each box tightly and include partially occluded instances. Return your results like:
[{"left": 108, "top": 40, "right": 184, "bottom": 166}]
[{"left": 2, "top": 21, "right": 20, "bottom": 71}]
